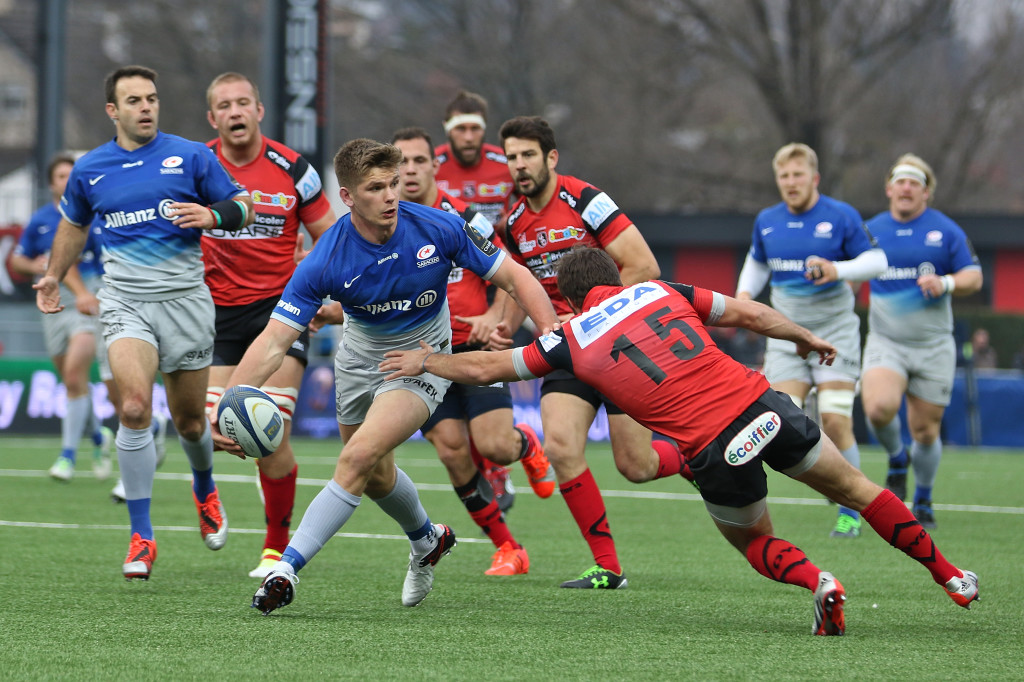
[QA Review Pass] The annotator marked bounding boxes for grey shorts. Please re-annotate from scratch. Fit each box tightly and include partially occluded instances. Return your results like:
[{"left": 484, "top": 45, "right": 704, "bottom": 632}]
[
  {"left": 863, "top": 332, "right": 956, "bottom": 406},
  {"left": 41, "top": 307, "right": 112, "bottom": 381},
  {"left": 764, "top": 308, "right": 861, "bottom": 385},
  {"left": 333, "top": 340, "right": 452, "bottom": 426},
  {"left": 98, "top": 287, "right": 215, "bottom": 374}
]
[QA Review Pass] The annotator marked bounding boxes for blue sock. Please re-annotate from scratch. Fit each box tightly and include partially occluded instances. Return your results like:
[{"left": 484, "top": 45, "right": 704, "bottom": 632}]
[
  {"left": 406, "top": 519, "right": 433, "bottom": 542},
  {"left": 888, "top": 447, "right": 909, "bottom": 469},
  {"left": 127, "top": 498, "right": 154, "bottom": 540},
  {"left": 191, "top": 467, "right": 215, "bottom": 500},
  {"left": 839, "top": 506, "right": 859, "bottom": 521},
  {"left": 915, "top": 486, "right": 933, "bottom": 504},
  {"left": 91, "top": 429, "right": 103, "bottom": 446},
  {"left": 281, "top": 547, "right": 307, "bottom": 572},
  {"left": 59, "top": 448, "right": 76, "bottom": 465}
]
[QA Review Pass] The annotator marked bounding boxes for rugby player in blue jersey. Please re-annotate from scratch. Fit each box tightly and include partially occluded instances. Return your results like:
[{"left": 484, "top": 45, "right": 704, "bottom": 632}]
[
  {"left": 861, "top": 154, "right": 982, "bottom": 527},
  {"left": 736, "top": 143, "right": 887, "bottom": 538},
  {"left": 211, "top": 138, "right": 558, "bottom": 613},
  {"left": 35, "top": 65, "right": 254, "bottom": 580}
]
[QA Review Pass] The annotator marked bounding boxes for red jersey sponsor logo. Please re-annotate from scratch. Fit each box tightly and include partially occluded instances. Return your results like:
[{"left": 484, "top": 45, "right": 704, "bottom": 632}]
[
  {"left": 252, "top": 190, "right": 298, "bottom": 211},
  {"left": 725, "top": 412, "right": 781, "bottom": 465}
]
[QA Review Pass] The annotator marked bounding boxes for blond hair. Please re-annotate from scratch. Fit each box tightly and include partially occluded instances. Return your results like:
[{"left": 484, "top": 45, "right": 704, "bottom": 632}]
[{"left": 772, "top": 142, "right": 818, "bottom": 174}]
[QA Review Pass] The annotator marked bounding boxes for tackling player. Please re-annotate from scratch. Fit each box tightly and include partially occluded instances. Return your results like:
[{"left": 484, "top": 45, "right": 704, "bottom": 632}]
[
  {"left": 203, "top": 72, "right": 336, "bottom": 579},
  {"left": 381, "top": 246, "right": 980, "bottom": 635}
]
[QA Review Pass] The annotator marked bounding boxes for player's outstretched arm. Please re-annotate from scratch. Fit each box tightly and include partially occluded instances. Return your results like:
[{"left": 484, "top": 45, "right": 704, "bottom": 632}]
[
  {"left": 716, "top": 295, "right": 836, "bottom": 366},
  {"left": 380, "top": 340, "right": 520, "bottom": 385}
]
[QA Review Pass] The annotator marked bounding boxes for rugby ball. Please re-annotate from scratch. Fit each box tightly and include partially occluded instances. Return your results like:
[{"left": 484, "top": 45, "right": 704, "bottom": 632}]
[{"left": 217, "top": 385, "right": 284, "bottom": 459}]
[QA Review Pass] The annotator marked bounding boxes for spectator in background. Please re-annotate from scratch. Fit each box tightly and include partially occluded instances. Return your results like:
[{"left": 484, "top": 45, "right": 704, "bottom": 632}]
[
  {"left": 969, "top": 328, "right": 998, "bottom": 369},
  {"left": 860, "top": 154, "right": 982, "bottom": 529},
  {"left": 736, "top": 142, "right": 887, "bottom": 539}
]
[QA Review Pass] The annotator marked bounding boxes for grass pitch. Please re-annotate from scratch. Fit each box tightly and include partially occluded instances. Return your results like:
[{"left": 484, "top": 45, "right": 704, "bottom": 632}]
[{"left": 1, "top": 437, "right": 1021, "bottom": 680}]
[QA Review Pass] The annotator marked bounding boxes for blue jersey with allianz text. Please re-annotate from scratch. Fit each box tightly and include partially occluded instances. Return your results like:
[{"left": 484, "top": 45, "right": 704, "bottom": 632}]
[
  {"left": 866, "top": 208, "right": 979, "bottom": 344},
  {"left": 60, "top": 131, "right": 246, "bottom": 300},
  {"left": 271, "top": 201, "right": 505, "bottom": 353},
  {"left": 750, "top": 194, "right": 875, "bottom": 325}
]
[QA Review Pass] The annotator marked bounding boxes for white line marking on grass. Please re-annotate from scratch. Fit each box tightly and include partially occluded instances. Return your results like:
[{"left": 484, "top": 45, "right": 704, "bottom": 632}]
[
  {"left": 0, "top": 519, "right": 492, "bottom": 543},
  {"left": 3, "top": 469, "right": 1023, "bottom": 515}
]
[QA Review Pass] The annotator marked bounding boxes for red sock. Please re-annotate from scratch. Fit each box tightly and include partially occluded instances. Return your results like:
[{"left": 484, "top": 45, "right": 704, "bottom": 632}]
[
  {"left": 259, "top": 464, "right": 297, "bottom": 553},
  {"left": 862, "top": 489, "right": 960, "bottom": 585},
  {"left": 469, "top": 501, "right": 518, "bottom": 549},
  {"left": 560, "top": 468, "right": 621, "bottom": 574},
  {"left": 745, "top": 535, "right": 821, "bottom": 591},
  {"left": 651, "top": 439, "right": 683, "bottom": 479}
]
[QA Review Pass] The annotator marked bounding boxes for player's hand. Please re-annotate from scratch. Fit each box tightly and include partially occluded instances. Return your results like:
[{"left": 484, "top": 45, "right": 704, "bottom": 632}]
[
  {"left": 293, "top": 233, "right": 312, "bottom": 264},
  {"left": 455, "top": 312, "right": 499, "bottom": 347},
  {"left": 795, "top": 335, "right": 837, "bottom": 366},
  {"left": 75, "top": 290, "right": 100, "bottom": 316},
  {"left": 33, "top": 275, "right": 64, "bottom": 314},
  {"left": 917, "top": 273, "right": 947, "bottom": 299},
  {"left": 168, "top": 202, "right": 216, "bottom": 230},
  {"left": 804, "top": 256, "right": 838, "bottom": 285},
  {"left": 309, "top": 301, "right": 344, "bottom": 333},
  {"left": 380, "top": 340, "right": 434, "bottom": 381},
  {"left": 209, "top": 408, "right": 247, "bottom": 459},
  {"left": 485, "top": 321, "right": 516, "bottom": 351}
]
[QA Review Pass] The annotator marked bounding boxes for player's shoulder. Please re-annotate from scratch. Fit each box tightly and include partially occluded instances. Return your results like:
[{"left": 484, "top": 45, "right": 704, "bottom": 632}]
[
  {"left": 920, "top": 207, "right": 961, "bottom": 232},
  {"left": 261, "top": 137, "right": 305, "bottom": 166},
  {"left": 400, "top": 200, "right": 463, "bottom": 230},
  {"left": 434, "top": 143, "right": 452, "bottom": 165},
  {"left": 481, "top": 143, "right": 507, "bottom": 165},
  {"left": 437, "top": 190, "right": 469, "bottom": 215},
  {"left": 865, "top": 210, "right": 893, "bottom": 229},
  {"left": 755, "top": 201, "right": 788, "bottom": 222}
]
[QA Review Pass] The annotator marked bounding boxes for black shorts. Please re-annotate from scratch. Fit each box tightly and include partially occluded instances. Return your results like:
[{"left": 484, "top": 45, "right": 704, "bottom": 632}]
[
  {"left": 213, "top": 295, "right": 310, "bottom": 367},
  {"left": 540, "top": 369, "right": 625, "bottom": 415},
  {"left": 689, "top": 389, "right": 822, "bottom": 509},
  {"left": 421, "top": 381, "right": 514, "bottom": 433}
]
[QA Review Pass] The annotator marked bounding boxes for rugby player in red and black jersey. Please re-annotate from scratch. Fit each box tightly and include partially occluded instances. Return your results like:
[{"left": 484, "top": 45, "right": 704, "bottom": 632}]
[
  {"left": 392, "top": 126, "right": 554, "bottom": 576},
  {"left": 381, "top": 246, "right": 980, "bottom": 634},
  {"left": 495, "top": 115, "right": 681, "bottom": 590},
  {"left": 203, "top": 72, "right": 336, "bottom": 579},
  {"left": 434, "top": 90, "right": 519, "bottom": 506}
]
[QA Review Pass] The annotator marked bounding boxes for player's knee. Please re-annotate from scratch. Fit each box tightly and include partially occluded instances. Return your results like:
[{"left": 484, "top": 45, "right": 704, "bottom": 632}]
[
  {"left": 119, "top": 394, "right": 151, "bottom": 425},
  {"left": 614, "top": 455, "right": 651, "bottom": 483},
  {"left": 175, "top": 415, "right": 208, "bottom": 442}
]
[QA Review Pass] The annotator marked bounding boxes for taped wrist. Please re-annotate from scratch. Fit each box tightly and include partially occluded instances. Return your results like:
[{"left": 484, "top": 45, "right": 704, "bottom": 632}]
[{"left": 208, "top": 198, "right": 248, "bottom": 231}]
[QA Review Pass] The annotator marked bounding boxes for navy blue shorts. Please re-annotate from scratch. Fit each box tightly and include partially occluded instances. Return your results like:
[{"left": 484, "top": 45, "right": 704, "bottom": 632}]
[{"left": 420, "top": 381, "right": 514, "bottom": 433}]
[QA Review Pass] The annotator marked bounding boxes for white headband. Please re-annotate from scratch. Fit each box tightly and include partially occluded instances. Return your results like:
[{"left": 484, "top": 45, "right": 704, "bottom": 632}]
[
  {"left": 444, "top": 113, "right": 486, "bottom": 133},
  {"left": 889, "top": 164, "right": 928, "bottom": 187}
]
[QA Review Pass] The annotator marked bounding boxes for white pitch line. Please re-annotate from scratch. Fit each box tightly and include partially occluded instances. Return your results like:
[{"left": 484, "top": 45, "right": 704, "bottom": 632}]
[{"left": 2, "top": 469, "right": 1022, "bottom": 515}]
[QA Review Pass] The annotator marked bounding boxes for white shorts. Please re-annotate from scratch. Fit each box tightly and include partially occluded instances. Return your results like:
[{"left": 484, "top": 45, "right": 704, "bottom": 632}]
[
  {"left": 333, "top": 340, "right": 451, "bottom": 426},
  {"left": 863, "top": 332, "right": 955, "bottom": 406},
  {"left": 41, "top": 307, "right": 112, "bottom": 381},
  {"left": 764, "top": 307, "right": 861, "bottom": 385},
  {"left": 99, "top": 287, "right": 215, "bottom": 374}
]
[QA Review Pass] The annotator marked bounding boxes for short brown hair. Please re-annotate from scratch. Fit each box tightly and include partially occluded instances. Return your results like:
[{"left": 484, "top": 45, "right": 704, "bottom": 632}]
[
  {"left": 444, "top": 90, "right": 488, "bottom": 122},
  {"left": 47, "top": 152, "right": 76, "bottom": 184},
  {"left": 206, "top": 72, "right": 261, "bottom": 109},
  {"left": 392, "top": 126, "right": 434, "bottom": 157},
  {"left": 499, "top": 116, "right": 557, "bottom": 158},
  {"left": 556, "top": 246, "right": 622, "bottom": 310},
  {"left": 332, "top": 138, "right": 403, "bottom": 189},
  {"left": 104, "top": 65, "right": 157, "bottom": 105},
  {"left": 772, "top": 142, "right": 818, "bottom": 174}
]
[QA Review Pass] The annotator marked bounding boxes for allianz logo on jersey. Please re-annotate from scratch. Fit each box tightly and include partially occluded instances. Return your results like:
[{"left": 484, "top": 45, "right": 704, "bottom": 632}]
[
  {"left": 766, "top": 258, "right": 806, "bottom": 272},
  {"left": 570, "top": 283, "right": 670, "bottom": 349},
  {"left": 276, "top": 299, "right": 302, "bottom": 316},
  {"left": 878, "top": 265, "right": 920, "bottom": 281},
  {"left": 103, "top": 199, "right": 176, "bottom": 228},
  {"left": 724, "top": 411, "right": 781, "bottom": 466},
  {"left": 378, "top": 252, "right": 399, "bottom": 265},
  {"left": 354, "top": 289, "right": 438, "bottom": 315}
]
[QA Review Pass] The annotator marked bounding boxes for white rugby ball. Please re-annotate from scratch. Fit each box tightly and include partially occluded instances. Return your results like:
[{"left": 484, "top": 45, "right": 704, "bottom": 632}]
[{"left": 217, "top": 385, "right": 284, "bottom": 459}]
